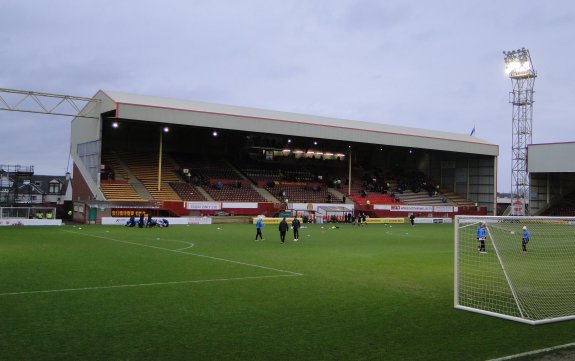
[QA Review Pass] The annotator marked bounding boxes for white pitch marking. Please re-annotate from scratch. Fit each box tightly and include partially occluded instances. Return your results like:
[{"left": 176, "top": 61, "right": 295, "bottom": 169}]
[
  {"left": 486, "top": 341, "right": 575, "bottom": 361},
  {"left": 173, "top": 243, "right": 195, "bottom": 251},
  {"left": 0, "top": 274, "right": 302, "bottom": 297},
  {"left": 154, "top": 238, "right": 195, "bottom": 251},
  {"left": 61, "top": 230, "right": 303, "bottom": 276}
]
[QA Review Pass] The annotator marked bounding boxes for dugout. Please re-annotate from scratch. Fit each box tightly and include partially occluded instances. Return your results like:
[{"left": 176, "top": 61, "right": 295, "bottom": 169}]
[
  {"left": 70, "top": 90, "right": 499, "bottom": 215},
  {"left": 316, "top": 206, "right": 352, "bottom": 223},
  {"left": 528, "top": 142, "right": 575, "bottom": 215}
]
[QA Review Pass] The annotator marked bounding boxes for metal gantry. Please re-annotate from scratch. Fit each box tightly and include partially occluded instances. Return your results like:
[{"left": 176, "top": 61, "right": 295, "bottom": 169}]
[
  {"left": 0, "top": 88, "right": 99, "bottom": 119},
  {"left": 503, "top": 48, "right": 536, "bottom": 215}
]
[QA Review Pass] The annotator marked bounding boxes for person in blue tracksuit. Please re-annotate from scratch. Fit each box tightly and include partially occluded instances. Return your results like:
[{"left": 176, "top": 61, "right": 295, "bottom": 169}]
[
  {"left": 476, "top": 222, "right": 487, "bottom": 253},
  {"left": 522, "top": 226, "right": 530, "bottom": 253},
  {"left": 255, "top": 217, "right": 264, "bottom": 241}
]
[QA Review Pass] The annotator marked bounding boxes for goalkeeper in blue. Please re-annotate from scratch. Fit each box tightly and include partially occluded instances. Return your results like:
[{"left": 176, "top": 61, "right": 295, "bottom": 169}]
[
  {"left": 476, "top": 222, "right": 487, "bottom": 253},
  {"left": 522, "top": 226, "right": 530, "bottom": 253}
]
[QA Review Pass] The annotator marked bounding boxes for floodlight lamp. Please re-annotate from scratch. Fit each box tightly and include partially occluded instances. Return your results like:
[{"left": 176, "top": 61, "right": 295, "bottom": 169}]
[
  {"left": 112, "top": 122, "right": 119, "bottom": 128},
  {"left": 212, "top": 131, "right": 218, "bottom": 137},
  {"left": 313, "top": 141, "right": 318, "bottom": 145},
  {"left": 521, "top": 61, "right": 530, "bottom": 70},
  {"left": 163, "top": 127, "right": 170, "bottom": 133},
  {"left": 287, "top": 139, "right": 292, "bottom": 143}
]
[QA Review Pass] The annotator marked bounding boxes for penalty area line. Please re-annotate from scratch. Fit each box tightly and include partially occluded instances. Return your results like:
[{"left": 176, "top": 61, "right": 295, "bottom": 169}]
[
  {"left": 0, "top": 274, "right": 302, "bottom": 297},
  {"left": 61, "top": 230, "right": 303, "bottom": 276},
  {"left": 487, "top": 341, "right": 575, "bottom": 361}
]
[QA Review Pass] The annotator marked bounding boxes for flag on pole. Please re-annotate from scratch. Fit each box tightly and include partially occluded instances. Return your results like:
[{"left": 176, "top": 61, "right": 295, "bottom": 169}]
[{"left": 470, "top": 126, "right": 475, "bottom": 136}]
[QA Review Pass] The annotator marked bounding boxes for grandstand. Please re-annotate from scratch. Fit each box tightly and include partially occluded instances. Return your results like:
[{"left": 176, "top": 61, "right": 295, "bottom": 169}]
[
  {"left": 69, "top": 90, "right": 498, "bottom": 222},
  {"left": 529, "top": 142, "right": 575, "bottom": 215}
]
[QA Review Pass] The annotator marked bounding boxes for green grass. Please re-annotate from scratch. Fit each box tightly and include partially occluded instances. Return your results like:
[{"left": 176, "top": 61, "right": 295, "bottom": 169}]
[{"left": 1, "top": 223, "right": 574, "bottom": 360}]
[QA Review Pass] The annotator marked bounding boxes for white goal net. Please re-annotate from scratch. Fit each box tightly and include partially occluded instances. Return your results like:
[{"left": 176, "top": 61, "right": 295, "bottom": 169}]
[{"left": 454, "top": 215, "right": 575, "bottom": 325}]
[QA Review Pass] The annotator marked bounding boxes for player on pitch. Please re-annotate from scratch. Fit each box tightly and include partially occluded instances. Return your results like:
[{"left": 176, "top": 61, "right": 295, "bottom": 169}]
[
  {"left": 476, "top": 222, "right": 487, "bottom": 253},
  {"left": 521, "top": 226, "right": 530, "bottom": 253}
]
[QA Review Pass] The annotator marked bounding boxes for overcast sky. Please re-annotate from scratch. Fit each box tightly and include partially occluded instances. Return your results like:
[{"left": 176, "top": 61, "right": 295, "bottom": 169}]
[{"left": 1, "top": 0, "right": 574, "bottom": 192}]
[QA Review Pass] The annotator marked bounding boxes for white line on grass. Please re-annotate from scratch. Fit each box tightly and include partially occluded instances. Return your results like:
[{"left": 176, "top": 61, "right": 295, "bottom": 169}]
[
  {"left": 0, "top": 274, "right": 301, "bottom": 297},
  {"left": 486, "top": 341, "right": 575, "bottom": 361},
  {"left": 61, "top": 230, "right": 303, "bottom": 276}
]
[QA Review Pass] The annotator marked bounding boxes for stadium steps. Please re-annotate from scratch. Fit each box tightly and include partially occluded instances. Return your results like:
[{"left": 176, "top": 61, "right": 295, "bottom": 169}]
[
  {"left": 194, "top": 186, "right": 215, "bottom": 201},
  {"left": 224, "top": 160, "right": 252, "bottom": 182},
  {"left": 328, "top": 188, "right": 349, "bottom": 203},
  {"left": 251, "top": 184, "right": 278, "bottom": 203},
  {"left": 100, "top": 182, "right": 144, "bottom": 201},
  {"left": 440, "top": 191, "right": 475, "bottom": 207},
  {"left": 398, "top": 190, "right": 454, "bottom": 205},
  {"left": 169, "top": 182, "right": 210, "bottom": 201},
  {"left": 130, "top": 180, "right": 153, "bottom": 200},
  {"left": 101, "top": 152, "right": 130, "bottom": 181},
  {"left": 142, "top": 181, "right": 181, "bottom": 201}
]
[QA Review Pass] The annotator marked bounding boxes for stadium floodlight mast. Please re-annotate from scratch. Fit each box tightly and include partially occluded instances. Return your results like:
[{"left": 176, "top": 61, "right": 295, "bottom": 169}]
[{"left": 503, "top": 48, "right": 536, "bottom": 216}]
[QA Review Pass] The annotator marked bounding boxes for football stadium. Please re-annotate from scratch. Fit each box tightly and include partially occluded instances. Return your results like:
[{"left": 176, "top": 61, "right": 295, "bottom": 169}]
[{"left": 2, "top": 90, "right": 575, "bottom": 360}]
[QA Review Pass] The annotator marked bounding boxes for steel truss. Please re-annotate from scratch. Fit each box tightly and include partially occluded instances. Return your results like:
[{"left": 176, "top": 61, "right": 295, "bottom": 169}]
[{"left": 0, "top": 88, "right": 99, "bottom": 119}]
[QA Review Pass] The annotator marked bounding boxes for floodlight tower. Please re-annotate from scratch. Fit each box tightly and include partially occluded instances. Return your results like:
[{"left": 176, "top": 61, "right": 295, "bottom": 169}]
[{"left": 503, "top": 48, "right": 536, "bottom": 215}]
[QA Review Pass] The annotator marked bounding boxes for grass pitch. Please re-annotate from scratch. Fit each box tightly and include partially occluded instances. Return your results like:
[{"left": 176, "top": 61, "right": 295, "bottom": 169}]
[{"left": 1, "top": 223, "right": 574, "bottom": 360}]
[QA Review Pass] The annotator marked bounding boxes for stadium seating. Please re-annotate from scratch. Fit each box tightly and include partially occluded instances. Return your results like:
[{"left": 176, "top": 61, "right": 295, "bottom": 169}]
[
  {"left": 396, "top": 190, "right": 453, "bottom": 205},
  {"left": 238, "top": 161, "right": 316, "bottom": 183},
  {"left": 266, "top": 184, "right": 341, "bottom": 203},
  {"left": 204, "top": 184, "right": 266, "bottom": 202},
  {"left": 542, "top": 191, "right": 575, "bottom": 216},
  {"left": 101, "top": 152, "right": 129, "bottom": 181},
  {"left": 440, "top": 191, "right": 476, "bottom": 207},
  {"left": 117, "top": 151, "right": 182, "bottom": 201},
  {"left": 100, "top": 181, "right": 144, "bottom": 201},
  {"left": 349, "top": 194, "right": 399, "bottom": 206},
  {"left": 169, "top": 182, "right": 208, "bottom": 201}
]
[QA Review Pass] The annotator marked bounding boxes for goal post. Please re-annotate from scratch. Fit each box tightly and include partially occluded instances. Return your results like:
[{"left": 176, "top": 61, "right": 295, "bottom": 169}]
[{"left": 454, "top": 215, "right": 575, "bottom": 325}]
